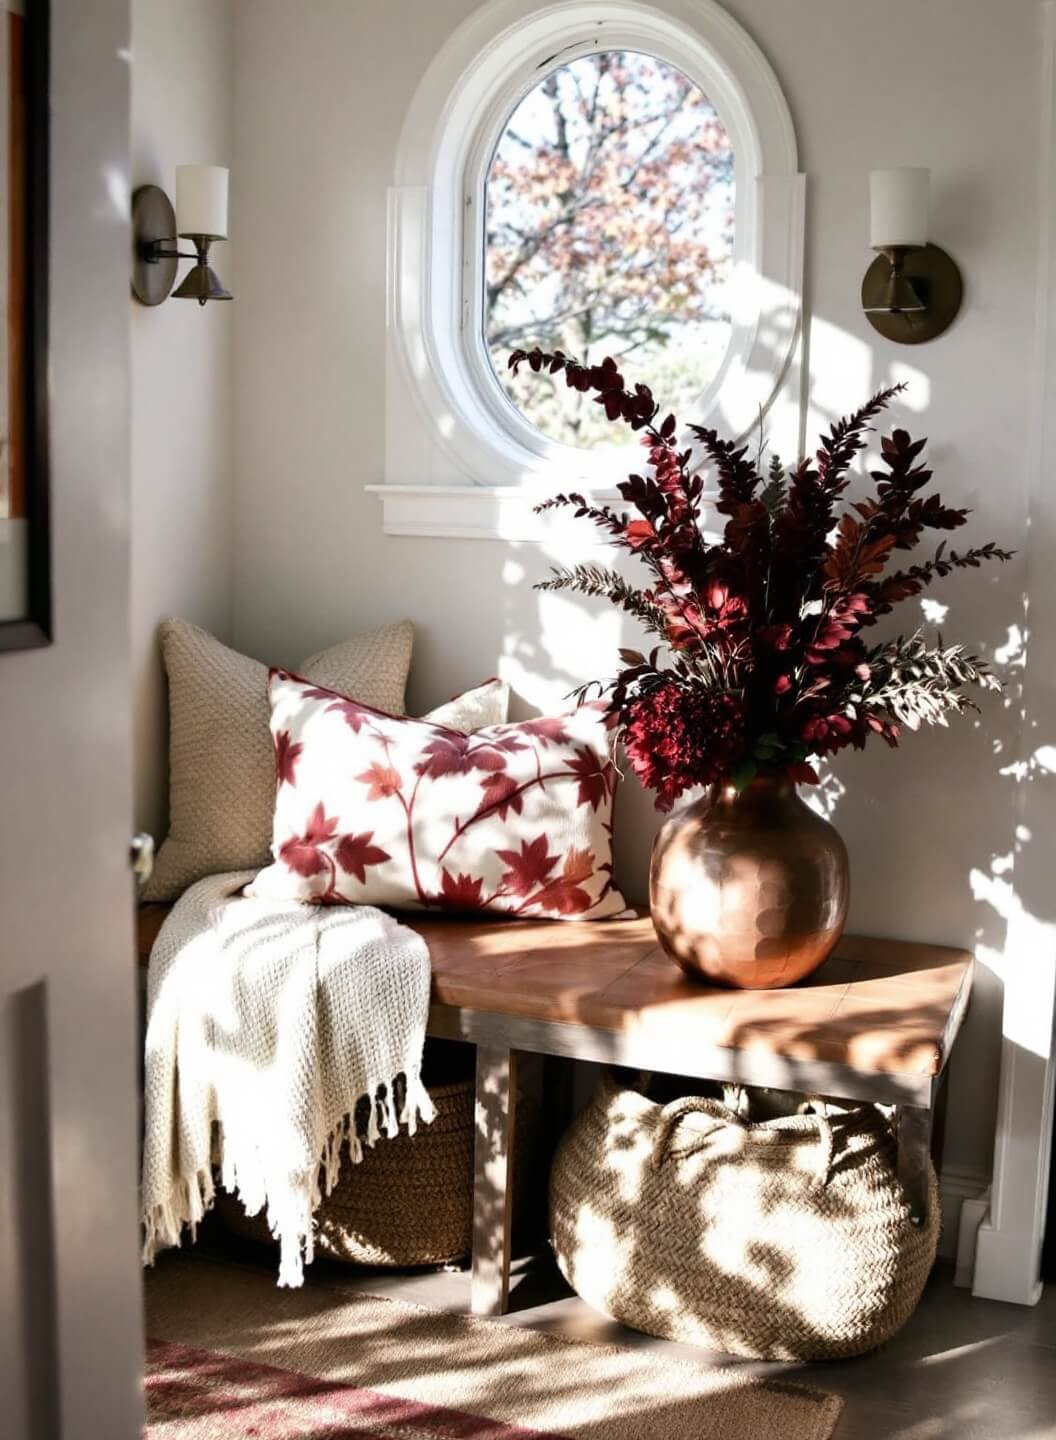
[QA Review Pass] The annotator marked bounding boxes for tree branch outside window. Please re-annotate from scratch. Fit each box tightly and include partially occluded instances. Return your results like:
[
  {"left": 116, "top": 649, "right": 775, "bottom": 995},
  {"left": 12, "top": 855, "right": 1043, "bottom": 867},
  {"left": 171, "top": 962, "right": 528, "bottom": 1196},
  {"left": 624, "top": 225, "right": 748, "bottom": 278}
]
[{"left": 485, "top": 51, "right": 735, "bottom": 448}]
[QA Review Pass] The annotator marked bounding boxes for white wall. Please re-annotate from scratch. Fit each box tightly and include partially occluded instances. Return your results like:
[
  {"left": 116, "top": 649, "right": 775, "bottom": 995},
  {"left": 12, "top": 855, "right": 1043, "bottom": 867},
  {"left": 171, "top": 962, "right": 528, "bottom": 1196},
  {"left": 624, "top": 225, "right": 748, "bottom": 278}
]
[
  {"left": 130, "top": 0, "right": 235, "bottom": 838},
  {"left": 230, "top": 0, "right": 1045, "bottom": 1195}
]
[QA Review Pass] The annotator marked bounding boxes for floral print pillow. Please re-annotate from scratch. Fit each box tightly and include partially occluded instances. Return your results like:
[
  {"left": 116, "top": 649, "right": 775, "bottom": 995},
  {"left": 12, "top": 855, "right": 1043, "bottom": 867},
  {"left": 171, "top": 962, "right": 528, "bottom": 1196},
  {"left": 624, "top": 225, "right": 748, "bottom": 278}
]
[{"left": 247, "top": 670, "right": 628, "bottom": 921}]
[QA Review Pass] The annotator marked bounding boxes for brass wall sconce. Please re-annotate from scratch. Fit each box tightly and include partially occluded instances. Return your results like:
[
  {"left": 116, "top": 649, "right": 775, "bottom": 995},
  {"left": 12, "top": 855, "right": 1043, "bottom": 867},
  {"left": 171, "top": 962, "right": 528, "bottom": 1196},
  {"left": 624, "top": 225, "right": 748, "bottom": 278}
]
[
  {"left": 862, "top": 168, "right": 962, "bottom": 344},
  {"left": 131, "top": 165, "right": 232, "bottom": 307}
]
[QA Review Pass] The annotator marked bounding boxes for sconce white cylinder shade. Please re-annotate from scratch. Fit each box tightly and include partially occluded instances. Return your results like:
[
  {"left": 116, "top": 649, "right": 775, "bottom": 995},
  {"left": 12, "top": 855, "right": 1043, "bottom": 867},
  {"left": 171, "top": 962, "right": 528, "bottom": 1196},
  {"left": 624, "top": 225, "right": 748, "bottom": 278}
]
[
  {"left": 175, "top": 165, "right": 228, "bottom": 238},
  {"left": 869, "top": 167, "right": 929, "bottom": 248}
]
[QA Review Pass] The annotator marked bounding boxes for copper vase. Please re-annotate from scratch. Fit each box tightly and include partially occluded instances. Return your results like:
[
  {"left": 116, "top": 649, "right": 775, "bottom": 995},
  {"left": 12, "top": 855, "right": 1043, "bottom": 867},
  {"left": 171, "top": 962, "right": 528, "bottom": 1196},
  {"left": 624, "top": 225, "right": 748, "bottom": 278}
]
[{"left": 649, "top": 776, "right": 849, "bottom": 989}]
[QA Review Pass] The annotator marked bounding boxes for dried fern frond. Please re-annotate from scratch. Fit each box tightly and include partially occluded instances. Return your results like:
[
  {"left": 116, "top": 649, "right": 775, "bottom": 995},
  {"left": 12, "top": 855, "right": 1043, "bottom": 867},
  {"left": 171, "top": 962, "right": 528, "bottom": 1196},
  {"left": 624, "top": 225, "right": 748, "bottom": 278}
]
[
  {"left": 854, "top": 632, "right": 1001, "bottom": 731},
  {"left": 535, "top": 564, "right": 667, "bottom": 634},
  {"left": 760, "top": 453, "right": 787, "bottom": 517}
]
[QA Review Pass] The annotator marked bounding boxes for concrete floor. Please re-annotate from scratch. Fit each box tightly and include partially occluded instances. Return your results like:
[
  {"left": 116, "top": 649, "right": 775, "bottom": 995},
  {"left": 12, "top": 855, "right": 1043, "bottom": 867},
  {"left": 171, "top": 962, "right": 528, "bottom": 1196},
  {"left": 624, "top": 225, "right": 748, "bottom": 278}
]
[{"left": 168, "top": 1221, "right": 1056, "bottom": 1440}]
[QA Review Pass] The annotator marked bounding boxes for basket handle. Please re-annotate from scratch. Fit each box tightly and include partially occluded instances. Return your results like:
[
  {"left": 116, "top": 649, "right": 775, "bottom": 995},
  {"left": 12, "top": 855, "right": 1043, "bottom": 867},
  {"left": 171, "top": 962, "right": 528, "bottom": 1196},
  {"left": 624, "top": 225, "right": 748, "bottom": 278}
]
[
  {"left": 651, "top": 1094, "right": 836, "bottom": 1191},
  {"left": 651, "top": 1095, "right": 747, "bottom": 1166}
]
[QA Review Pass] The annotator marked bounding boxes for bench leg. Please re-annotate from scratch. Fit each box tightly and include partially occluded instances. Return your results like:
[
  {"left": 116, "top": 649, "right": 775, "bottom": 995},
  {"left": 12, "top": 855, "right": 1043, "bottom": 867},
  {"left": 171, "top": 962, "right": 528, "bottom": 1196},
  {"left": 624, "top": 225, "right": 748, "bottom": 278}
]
[
  {"left": 470, "top": 1044, "right": 519, "bottom": 1316},
  {"left": 897, "top": 1103, "right": 935, "bottom": 1226}
]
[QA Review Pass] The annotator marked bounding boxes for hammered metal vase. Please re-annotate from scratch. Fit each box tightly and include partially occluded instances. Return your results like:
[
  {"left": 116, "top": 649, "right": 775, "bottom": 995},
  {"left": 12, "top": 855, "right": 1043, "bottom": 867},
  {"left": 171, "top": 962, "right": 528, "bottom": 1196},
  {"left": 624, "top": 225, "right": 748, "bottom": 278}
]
[{"left": 649, "top": 776, "right": 849, "bottom": 989}]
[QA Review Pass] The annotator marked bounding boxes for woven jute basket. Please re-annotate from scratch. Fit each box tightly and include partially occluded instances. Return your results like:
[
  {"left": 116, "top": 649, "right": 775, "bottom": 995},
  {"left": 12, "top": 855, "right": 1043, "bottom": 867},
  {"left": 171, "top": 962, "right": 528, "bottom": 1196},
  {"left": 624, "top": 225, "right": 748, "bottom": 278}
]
[
  {"left": 219, "top": 1075, "right": 475, "bottom": 1268},
  {"left": 549, "top": 1069, "right": 939, "bottom": 1361}
]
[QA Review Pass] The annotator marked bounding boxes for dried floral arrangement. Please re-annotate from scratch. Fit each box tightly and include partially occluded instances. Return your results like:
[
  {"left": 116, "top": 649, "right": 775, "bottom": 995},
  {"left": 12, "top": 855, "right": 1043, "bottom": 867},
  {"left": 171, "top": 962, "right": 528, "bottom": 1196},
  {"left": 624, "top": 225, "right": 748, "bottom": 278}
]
[{"left": 509, "top": 346, "right": 1013, "bottom": 810}]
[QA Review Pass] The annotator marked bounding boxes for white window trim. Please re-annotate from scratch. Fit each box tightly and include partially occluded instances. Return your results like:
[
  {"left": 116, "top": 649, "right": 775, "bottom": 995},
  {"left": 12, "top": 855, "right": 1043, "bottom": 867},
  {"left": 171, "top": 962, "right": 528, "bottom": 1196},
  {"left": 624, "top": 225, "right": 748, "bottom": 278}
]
[{"left": 375, "top": 0, "right": 804, "bottom": 540}]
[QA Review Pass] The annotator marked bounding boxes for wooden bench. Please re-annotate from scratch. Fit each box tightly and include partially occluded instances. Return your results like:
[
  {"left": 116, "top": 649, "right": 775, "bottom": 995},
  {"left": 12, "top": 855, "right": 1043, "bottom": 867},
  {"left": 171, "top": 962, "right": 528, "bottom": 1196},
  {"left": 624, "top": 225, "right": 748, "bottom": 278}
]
[{"left": 136, "top": 904, "right": 973, "bottom": 1317}]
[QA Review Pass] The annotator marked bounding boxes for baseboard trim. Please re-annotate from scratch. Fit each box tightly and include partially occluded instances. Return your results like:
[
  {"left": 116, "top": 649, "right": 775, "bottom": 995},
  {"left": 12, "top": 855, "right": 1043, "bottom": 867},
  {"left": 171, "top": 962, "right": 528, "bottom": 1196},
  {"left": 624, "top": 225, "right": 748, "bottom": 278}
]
[
  {"left": 955, "top": 1189, "right": 992, "bottom": 1288},
  {"left": 938, "top": 1166, "right": 991, "bottom": 1274}
]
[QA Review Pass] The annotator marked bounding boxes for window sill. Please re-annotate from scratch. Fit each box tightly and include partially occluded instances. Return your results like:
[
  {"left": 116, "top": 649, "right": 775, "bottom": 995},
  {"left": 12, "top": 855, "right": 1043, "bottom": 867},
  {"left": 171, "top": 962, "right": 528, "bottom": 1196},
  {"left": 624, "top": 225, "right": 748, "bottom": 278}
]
[
  {"left": 367, "top": 482, "right": 726, "bottom": 545},
  {"left": 366, "top": 483, "right": 628, "bottom": 542}
]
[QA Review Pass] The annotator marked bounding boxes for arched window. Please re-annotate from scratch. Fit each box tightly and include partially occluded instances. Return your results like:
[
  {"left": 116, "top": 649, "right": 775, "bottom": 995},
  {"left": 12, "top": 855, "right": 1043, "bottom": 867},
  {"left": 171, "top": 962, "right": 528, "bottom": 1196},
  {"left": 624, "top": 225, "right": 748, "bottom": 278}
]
[
  {"left": 484, "top": 51, "right": 735, "bottom": 450},
  {"left": 379, "top": 1, "right": 803, "bottom": 538}
]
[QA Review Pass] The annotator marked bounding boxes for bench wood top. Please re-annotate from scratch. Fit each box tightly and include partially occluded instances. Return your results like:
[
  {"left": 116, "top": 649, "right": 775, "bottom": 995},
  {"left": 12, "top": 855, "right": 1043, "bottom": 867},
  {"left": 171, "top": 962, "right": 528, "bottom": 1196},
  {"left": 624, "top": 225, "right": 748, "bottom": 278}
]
[{"left": 136, "top": 903, "right": 972, "bottom": 1082}]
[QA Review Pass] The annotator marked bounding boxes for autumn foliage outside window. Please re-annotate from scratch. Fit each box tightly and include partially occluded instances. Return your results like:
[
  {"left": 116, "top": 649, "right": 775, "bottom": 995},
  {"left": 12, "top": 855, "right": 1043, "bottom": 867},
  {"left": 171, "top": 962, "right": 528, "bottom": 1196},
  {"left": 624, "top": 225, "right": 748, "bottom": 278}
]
[{"left": 485, "top": 51, "right": 734, "bottom": 448}]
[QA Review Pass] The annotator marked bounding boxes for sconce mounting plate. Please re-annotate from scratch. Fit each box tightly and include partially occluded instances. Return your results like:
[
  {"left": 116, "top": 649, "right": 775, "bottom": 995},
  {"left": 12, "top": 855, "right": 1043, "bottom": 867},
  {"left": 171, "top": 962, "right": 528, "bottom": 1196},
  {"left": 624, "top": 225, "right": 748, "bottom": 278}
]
[
  {"left": 861, "top": 242, "right": 963, "bottom": 345},
  {"left": 131, "top": 185, "right": 178, "bottom": 306}
]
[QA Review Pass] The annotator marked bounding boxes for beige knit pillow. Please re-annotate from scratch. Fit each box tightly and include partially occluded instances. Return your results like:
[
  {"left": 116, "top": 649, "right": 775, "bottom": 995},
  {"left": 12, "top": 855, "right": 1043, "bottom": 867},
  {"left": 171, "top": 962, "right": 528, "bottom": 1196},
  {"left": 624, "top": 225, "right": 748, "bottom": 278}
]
[{"left": 143, "top": 618, "right": 415, "bottom": 901}]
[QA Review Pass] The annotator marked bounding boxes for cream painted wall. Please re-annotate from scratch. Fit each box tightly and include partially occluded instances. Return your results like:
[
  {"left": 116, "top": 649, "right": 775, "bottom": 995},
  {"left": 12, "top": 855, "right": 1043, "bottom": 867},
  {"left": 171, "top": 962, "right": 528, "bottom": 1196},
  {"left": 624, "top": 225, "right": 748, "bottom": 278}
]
[
  {"left": 230, "top": 0, "right": 1043, "bottom": 1191},
  {"left": 130, "top": 0, "right": 234, "bottom": 838}
]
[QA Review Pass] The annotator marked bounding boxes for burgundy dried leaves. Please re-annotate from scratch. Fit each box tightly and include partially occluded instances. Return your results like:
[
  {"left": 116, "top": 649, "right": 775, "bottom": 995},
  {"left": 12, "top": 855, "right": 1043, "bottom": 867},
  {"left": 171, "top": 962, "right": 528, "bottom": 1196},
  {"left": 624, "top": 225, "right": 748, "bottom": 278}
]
[{"left": 510, "top": 345, "right": 1012, "bottom": 808}]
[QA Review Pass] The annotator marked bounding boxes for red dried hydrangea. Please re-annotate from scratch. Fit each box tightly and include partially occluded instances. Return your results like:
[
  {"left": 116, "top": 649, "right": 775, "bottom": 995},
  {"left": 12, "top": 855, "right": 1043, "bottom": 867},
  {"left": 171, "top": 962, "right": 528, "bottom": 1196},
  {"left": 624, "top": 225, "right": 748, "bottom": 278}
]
[{"left": 623, "top": 683, "right": 744, "bottom": 811}]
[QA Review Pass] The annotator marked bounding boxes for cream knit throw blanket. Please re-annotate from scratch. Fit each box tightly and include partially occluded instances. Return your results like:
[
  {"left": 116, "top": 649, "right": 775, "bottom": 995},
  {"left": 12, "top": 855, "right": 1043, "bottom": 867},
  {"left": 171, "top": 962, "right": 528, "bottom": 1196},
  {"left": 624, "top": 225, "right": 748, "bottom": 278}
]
[{"left": 140, "top": 872, "right": 435, "bottom": 1286}]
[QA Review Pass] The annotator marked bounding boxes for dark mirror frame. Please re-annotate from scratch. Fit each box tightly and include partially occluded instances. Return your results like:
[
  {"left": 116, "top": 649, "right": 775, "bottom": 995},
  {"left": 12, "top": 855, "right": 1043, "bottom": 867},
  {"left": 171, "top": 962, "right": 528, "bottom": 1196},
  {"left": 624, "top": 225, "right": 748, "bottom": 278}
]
[{"left": 0, "top": 0, "right": 50, "bottom": 653}]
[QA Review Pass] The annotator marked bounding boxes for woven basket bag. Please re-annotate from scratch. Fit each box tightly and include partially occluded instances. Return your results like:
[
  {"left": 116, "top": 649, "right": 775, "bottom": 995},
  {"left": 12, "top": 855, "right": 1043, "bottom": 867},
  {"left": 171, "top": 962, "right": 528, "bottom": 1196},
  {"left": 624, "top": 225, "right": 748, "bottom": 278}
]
[
  {"left": 219, "top": 1077, "right": 475, "bottom": 1267},
  {"left": 549, "top": 1070, "right": 939, "bottom": 1361},
  {"left": 220, "top": 1049, "right": 542, "bottom": 1268}
]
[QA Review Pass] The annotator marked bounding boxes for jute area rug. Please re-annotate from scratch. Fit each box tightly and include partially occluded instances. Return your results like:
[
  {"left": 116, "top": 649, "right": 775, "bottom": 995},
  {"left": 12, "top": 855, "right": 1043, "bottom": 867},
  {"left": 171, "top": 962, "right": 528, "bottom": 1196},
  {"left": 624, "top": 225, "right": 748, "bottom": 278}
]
[{"left": 145, "top": 1258, "right": 842, "bottom": 1440}]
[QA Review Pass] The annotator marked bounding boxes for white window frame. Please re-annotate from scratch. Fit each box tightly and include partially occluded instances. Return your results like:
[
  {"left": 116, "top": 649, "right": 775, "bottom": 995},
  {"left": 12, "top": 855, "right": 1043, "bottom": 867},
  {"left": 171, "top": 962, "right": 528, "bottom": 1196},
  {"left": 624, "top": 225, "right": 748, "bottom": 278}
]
[{"left": 374, "top": 0, "right": 804, "bottom": 540}]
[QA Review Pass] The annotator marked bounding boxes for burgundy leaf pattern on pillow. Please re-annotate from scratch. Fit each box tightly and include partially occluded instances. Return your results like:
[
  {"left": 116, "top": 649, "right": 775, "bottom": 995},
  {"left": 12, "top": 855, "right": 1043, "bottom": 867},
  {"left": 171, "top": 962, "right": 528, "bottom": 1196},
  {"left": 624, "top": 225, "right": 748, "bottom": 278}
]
[
  {"left": 278, "top": 803, "right": 338, "bottom": 877},
  {"left": 416, "top": 734, "right": 470, "bottom": 779},
  {"left": 439, "top": 869, "right": 486, "bottom": 910},
  {"left": 535, "top": 847, "right": 595, "bottom": 916},
  {"left": 519, "top": 716, "right": 572, "bottom": 747},
  {"left": 475, "top": 772, "right": 523, "bottom": 822},
  {"left": 274, "top": 730, "right": 303, "bottom": 788},
  {"left": 248, "top": 671, "right": 628, "bottom": 921},
  {"left": 491, "top": 734, "right": 529, "bottom": 755},
  {"left": 567, "top": 746, "right": 616, "bottom": 811},
  {"left": 465, "top": 744, "right": 508, "bottom": 774},
  {"left": 356, "top": 763, "right": 403, "bottom": 801},
  {"left": 335, "top": 831, "right": 392, "bottom": 884},
  {"left": 496, "top": 835, "right": 558, "bottom": 898},
  {"left": 314, "top": 692, "right": 372, "bottom": 732}
]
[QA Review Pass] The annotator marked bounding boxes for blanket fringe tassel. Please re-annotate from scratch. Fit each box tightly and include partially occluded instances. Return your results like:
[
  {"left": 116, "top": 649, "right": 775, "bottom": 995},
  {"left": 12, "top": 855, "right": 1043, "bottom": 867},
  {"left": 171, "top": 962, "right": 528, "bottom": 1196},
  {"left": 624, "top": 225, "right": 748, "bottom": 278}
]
[{"left": 141, "top": 1068, "right": 437, "bottom": 1288}]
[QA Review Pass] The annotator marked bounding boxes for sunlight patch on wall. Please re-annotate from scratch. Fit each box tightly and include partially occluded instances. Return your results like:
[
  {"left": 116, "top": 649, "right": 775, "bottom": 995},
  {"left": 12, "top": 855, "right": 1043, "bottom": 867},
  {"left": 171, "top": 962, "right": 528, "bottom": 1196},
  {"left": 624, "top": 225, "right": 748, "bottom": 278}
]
[
  {"left": 888, "top": 360, "right": 931, "bottom": 412},
  {"left": 803, "top": 770, "right": 847, "bottom": 821},
  {"left": 970, "top": 862, "right": 1056, "bottom": 1059},
  {"left": 990, "top": 850, "right": 1015, "bottom": 877},
  {"left": 995, "top": 624, "right": 1026, "bottom": 667},
  {"left": 806, "top": 315, "right": 874, "bottom": 428},
  {"left": 104, "top": 163, "right": 128, "bottom": 216},
  {"left": 538, "top": 592, "right": 624, "bottom": 683},
  {"left": 920, "top": 597, "right": 949, "bottom": 625}
]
